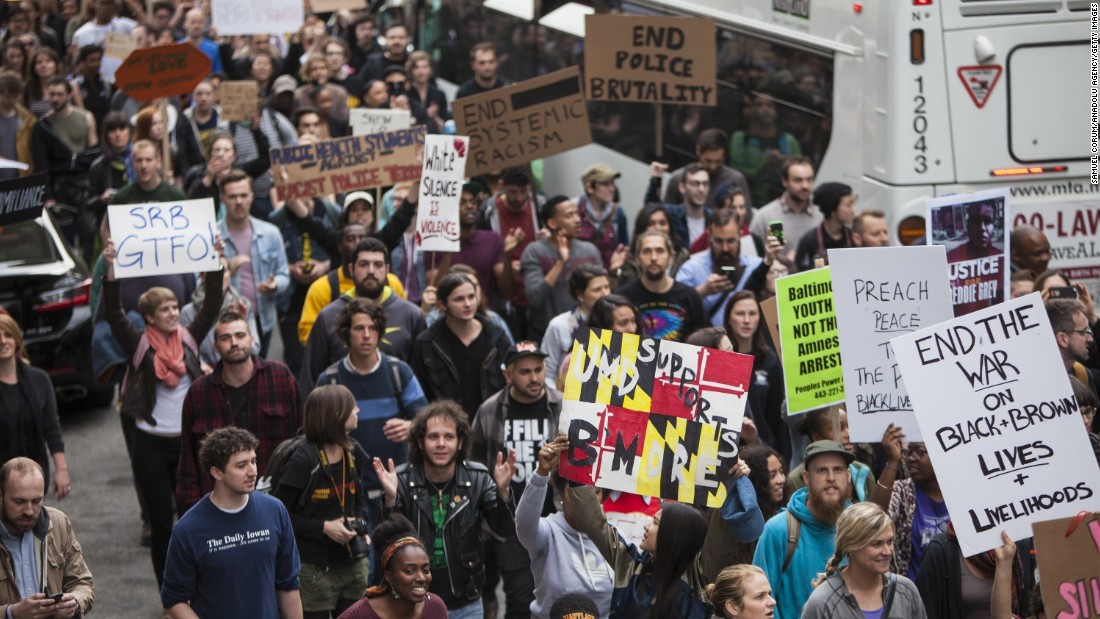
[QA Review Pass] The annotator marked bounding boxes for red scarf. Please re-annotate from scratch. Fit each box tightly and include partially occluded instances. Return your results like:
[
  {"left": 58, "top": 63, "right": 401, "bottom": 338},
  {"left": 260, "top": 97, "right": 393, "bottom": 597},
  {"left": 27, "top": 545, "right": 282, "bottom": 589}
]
[{"left": 145, "top": 327, "right": 186, "bottom": 388}]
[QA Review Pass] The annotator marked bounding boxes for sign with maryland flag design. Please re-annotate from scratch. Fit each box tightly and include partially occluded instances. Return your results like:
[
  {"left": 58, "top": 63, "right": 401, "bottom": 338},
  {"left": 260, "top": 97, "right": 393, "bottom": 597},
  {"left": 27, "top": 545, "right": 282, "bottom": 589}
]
[{"left": 558, "top": 328, "right": 754, "bottom": 507}]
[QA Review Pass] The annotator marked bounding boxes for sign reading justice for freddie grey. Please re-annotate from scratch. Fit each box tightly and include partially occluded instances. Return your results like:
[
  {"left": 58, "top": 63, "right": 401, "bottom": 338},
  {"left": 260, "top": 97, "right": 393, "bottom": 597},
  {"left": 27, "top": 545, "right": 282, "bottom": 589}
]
[
  {"left": 828, "top": 246, "right": 955, "bottom": 442},
  {"left": 891, "top": 293, "right": 1100, "bottom": 555}
]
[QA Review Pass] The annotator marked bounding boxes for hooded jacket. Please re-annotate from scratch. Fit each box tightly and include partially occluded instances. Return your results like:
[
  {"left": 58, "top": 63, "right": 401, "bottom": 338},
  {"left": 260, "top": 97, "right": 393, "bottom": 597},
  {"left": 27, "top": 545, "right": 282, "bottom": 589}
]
[
  {"left": 801, "top": 570, "right": 927, "bottom": 619},
  {"left": 752, "top": 486, "right": 848, "bottom": 619},
  {"left": 0, "top": 506, "right": 93, "bottom": 617}
]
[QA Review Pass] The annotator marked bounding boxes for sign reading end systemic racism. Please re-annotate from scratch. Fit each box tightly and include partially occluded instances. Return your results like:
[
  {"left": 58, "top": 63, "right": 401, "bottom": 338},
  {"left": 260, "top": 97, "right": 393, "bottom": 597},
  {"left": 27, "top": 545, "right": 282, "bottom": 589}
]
[
  {"left": 776, "top": 268, "right": 845, "bottom": 415},
  {"left": 107, "top": 199, "right": 221, "bottom": 279},
  {"left": 271, "top": 126, "right": 426, "bottom": 201},
  {"left": 453, "top": 66, "right": 591, "bottom": 177},
  {"left": 828, "top": 247, "right": 955, "bottom": 442},
  {"left": 558, "top": 328, "right": 754, "bottom": 508},
  {"left": 1032, "top": 513, "right": 1100, "bottom": 618},
  {"left": 892, "top": 293, "right": 1100, "bottom": 555},
  {"left": 927, "top": 187, "right": 1011, "bottom": 317},
  {"left": 0, "top": 173, "right": 47, "bottom": 226},
  {"left": 584, "top": 14, "right": 716, "bottom": 106},
  {"left": 415, "top": 135, "right": 468, "bottom": 252},
  {"left": 114, "top": 44, "right": 211, "bottom": 101}
]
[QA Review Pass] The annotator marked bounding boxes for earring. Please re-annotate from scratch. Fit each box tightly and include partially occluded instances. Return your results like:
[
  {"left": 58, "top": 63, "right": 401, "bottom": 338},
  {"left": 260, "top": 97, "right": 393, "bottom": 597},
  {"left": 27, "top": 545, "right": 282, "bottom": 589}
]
[{"left": 392, "top": 587, "right": 400, "bottom": 599}]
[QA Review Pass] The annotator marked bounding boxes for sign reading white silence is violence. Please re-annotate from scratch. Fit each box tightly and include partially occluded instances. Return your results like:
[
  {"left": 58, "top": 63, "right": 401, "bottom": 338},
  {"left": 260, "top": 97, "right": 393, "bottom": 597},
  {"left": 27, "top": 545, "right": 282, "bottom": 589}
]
[{"left": 891, "top": 293, "right": 1100, "bottom": 555}]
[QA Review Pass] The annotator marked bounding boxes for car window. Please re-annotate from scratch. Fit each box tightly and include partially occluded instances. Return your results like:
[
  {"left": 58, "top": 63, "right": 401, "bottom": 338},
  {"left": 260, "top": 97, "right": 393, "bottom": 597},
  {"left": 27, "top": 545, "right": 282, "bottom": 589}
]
[{"left": 0, "top": 219, "right": 63, "bottom": 266}]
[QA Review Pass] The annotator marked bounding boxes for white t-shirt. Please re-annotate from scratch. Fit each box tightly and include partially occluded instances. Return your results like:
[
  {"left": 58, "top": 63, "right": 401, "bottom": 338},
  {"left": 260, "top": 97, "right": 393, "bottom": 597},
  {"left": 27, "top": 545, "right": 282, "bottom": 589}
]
[
  {"left": 138, "top": 371, "right": 193, "bottom": 436},
  {"left": 71, "top": 17, "right": 137, "bottom": 83}
]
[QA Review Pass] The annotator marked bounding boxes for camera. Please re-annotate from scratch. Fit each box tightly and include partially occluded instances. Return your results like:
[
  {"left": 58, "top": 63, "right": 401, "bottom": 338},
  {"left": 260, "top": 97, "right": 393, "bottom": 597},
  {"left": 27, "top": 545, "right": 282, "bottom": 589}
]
[{"left": 345, "top": 518, "right": 371, "bottom": 560}]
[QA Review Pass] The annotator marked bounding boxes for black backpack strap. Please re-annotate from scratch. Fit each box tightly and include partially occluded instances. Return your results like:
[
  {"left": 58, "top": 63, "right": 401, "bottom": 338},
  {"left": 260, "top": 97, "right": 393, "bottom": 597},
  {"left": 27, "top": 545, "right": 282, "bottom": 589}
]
[
  {"left": 383, "top": 354, "right": 407, "bottom": 419},
  {"left": 294, "top": 442, "right": 323, "bottom": 511},
  {"left": 323, "top": 361, "right": 341, "bottom": 386},
  {"left": 327, "top": 270, "right": 341, "bottom": 302}
]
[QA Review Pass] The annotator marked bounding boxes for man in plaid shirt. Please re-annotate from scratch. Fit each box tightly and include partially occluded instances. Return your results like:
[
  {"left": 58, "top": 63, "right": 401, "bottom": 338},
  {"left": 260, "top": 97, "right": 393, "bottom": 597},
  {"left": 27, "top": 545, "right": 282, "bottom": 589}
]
[{"left": 175, "top": 310, "right": 303, "bottom": 514}]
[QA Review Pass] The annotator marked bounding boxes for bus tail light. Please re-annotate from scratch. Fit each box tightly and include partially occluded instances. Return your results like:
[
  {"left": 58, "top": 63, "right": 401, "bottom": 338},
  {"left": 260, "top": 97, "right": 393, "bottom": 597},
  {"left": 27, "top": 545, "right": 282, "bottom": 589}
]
[
  {"left": 990, "top": 165, "right": 1068, "bottom": 177},
  {"left": 914, "top": 0, "right": 932, "bottom": 5}
]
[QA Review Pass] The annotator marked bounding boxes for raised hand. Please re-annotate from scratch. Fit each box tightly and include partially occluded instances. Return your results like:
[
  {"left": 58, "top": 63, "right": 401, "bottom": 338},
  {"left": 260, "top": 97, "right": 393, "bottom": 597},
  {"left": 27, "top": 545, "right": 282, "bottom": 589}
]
[
  {"left": 373, "top": 457, "right": 398, "bottom": 505},
  {"left": 536, "top": 436, "right": 568, "bottom": 476},
  {"left": 881, "top": 423, "right": 905, "bottom": 467},
  {"left": 493, "top": 448, "right": 517, "bottom": 499}
]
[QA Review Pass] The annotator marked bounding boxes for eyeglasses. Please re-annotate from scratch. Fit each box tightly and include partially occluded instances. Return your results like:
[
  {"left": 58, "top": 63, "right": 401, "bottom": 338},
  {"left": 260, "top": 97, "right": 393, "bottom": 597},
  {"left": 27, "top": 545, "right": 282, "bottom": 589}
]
[
  {"left": 1070, "top": 328, "right": 1094, "bottom": 338},
  {"left": 901, "top": 447, "right": 928, "bottom": 460}
]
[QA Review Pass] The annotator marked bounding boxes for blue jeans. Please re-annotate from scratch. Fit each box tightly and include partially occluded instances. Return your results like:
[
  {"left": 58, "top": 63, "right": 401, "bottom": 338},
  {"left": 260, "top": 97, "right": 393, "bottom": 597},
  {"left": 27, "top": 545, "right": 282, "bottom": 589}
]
[{"left": 449, "top": 598, "right": 484, "bottom": 619}]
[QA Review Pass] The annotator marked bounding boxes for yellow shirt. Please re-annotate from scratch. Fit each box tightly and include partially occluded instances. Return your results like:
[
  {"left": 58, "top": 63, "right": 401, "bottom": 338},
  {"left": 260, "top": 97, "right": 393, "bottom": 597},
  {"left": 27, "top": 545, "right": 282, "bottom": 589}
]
[{"left": 297, "top": 268, "right": 406, "bottom": 344}]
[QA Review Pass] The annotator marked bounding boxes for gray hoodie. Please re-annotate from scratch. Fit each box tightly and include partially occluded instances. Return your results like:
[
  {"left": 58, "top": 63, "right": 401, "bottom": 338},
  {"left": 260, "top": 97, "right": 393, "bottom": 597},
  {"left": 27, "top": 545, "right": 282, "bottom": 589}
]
[
  {"left": 800, "top": 570, "right": 927, "bottom": 619},
  {"left": 516, "top": 473, "right": 614, "bottom": 619}
]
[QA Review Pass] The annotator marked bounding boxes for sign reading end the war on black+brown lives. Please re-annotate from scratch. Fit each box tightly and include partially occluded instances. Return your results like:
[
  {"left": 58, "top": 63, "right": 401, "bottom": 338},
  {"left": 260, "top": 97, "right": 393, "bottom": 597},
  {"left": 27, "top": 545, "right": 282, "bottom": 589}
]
[
  {"left": 453, "top": 66, "right": 591, "bottom": 177},
  {"left": 584, "top": 14, "right": 716, "bottom": 106}
]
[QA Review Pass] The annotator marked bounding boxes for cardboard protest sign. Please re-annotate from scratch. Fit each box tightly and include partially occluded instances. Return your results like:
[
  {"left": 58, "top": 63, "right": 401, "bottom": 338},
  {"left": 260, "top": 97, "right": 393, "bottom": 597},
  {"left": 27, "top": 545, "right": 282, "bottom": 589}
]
[
  {"left": 891, "top": 293, "right": 1100, "bottom": 555},
  {"left": 760, "top": 295, "right": 783, "bottom": 363},
  {"left": 415, "top": 135, "right": 467, "bottom": 252},
  {"left": 927, "top": 187, "right": 1011, "bottom": 317},
  {"left": 104, "top": 32, "right": 136, "bottom": 60},
  {"left": 309, "top": 0, "right": 365, "bottom": 11},
  {"left": 584, "top": 14, "right": 716, "bottom": 106},
  {"left": 454, "top": 66, "right": 591, "bottom": 176},
  {"left": 349, "top": 108, "right": 411, "bottom": 136},
  {"left": 211, "top": 0, "right": 303, "bottom": 35},
  {"left": 828, "top": 247, "right": 955, "bottom": 442},
  {"left": 1032, "top": 513, "right": 1100, "bottom": 618},
  {"left": 219, "top": 81, "right": 258, "bottom": 122},
  {"left": 0, "top": 173, "right": 47, "bottom": 226},
  {"left": 558, "top": 328, "right": 754, "bottom": 507},
  {"left": 107, "top": 199, "right": 221, "bottom": 278},
  {"left": 776, "top": 268, "right": 844, "bottom": 415},
  {"left": 114, "top": 44, "right": 211, "bottom": 101},
  {"left": 271, "top": 126, "right": 425, "bottom": 201}
]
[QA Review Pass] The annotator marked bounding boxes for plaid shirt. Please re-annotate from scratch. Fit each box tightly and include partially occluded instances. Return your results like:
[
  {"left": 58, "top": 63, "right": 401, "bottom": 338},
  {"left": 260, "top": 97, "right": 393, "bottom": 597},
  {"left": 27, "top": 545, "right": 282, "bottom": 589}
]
[{"left": 175, "top": 356, "right": 302, "bottom": 512}]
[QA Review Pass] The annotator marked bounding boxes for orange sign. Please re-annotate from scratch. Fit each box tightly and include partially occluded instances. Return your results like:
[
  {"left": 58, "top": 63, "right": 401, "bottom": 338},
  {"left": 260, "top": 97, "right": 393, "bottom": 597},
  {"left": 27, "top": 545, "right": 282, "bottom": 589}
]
[{"left": 115, "top": 44, "right": 212, "bottom": 102}]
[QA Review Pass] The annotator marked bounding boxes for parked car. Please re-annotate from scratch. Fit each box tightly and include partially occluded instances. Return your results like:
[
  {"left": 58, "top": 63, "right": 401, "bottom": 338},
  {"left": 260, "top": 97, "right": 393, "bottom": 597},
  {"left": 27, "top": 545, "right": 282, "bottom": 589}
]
[{"left": 0, "top": 211, "right": 111, "bottom": 407}]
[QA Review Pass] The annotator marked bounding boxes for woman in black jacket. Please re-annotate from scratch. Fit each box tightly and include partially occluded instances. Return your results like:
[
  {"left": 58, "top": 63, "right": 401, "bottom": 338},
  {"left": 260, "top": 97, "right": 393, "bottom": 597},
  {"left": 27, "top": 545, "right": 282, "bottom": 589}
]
[
  {"left": 725, "top": 290, "right": 789, "bottom": 460},
  {"left": 405, "top": 51, "right": 448, "bottom": 133},
  {"left": 183, "top": 126, "right": 271, "bottom": 201}
]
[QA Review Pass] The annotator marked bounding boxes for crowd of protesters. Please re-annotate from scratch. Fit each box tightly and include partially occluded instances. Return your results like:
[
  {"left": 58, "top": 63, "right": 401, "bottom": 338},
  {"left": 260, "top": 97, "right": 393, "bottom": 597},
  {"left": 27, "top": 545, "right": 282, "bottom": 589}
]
[{"left": 0, "top": 1, "right": 1097, "bottom": 618}]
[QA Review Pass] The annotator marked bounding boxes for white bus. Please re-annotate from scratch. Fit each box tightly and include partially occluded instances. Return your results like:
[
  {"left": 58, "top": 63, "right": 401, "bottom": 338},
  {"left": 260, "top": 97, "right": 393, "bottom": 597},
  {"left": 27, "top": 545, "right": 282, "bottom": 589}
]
[{"left": 411, "top": 0, "right": 1096, "bottom": 288}]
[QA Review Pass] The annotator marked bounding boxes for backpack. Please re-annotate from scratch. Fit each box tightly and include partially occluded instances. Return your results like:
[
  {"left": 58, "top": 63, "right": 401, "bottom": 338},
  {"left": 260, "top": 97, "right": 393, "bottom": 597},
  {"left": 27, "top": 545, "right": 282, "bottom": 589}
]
[
  {"left": 260, "top": 433, "right": 321, "bottom": 510},
  {"left": 323, "top": 354, "right": 406, "bottom": 419},
  {"left": 783, "top": 510, "right": 801, "bottom": 572}
]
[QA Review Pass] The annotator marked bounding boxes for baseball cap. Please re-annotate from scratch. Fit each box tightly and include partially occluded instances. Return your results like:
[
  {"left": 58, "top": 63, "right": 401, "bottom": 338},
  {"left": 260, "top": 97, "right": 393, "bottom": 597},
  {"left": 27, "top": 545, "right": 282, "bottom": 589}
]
[
  {"left": 343, "top": 191, "right": 375, "bottom": 209},
  {"left": 804, "top": 440, "right": 856, "bottom": 467},
  {"left": 273, "top": 75, "right": 297, "bottom": 95},
  {"left": 581, "top": 163, "right": 620, "bottom": 185},
  {"left": 548, "top": 594, "right": 599, "bottom": 619},
  {"left": 504, "top": 340, "right": 548, "bottom": 366}
]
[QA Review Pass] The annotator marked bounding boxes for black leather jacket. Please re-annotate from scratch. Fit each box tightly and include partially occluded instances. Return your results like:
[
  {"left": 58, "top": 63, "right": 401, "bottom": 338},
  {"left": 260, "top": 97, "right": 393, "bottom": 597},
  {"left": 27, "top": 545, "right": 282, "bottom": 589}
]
[
  {"left": 409, "top": 315, "right": 510, "bottom": 407},
  {"left": 384, "top": 461, "right": 515, "bottom": 603}
]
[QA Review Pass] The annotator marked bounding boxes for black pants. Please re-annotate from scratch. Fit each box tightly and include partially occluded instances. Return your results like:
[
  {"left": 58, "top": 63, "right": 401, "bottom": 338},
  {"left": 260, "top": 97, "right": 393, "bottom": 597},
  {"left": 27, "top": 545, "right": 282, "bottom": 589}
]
[
  {"left": 485, "top": 533, "right": 535, "bottom": 619},
  {"left": 132, "top": 429, "right": 180, "bottom": 588}
]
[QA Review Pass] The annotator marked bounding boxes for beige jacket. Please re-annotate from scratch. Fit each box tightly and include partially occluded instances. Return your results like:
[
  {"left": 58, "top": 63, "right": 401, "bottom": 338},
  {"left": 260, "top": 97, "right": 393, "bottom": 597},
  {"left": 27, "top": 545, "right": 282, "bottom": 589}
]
[{"left": 0, "top": 506, "right": 94, "bottom": 616}]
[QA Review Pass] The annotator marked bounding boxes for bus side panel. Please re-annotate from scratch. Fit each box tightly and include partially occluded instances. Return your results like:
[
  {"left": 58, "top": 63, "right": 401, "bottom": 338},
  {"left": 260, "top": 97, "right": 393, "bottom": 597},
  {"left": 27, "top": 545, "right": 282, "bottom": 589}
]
[{"left": 864, "top": 1, "right": 955, "bottom": 187}]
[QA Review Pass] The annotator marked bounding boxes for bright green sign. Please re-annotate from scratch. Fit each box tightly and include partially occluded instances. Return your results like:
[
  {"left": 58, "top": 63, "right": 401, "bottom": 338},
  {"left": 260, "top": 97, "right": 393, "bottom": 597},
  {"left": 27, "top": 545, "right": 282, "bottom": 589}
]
[{"left": 776, "top": 267, "right": 845, "bottom": 415}]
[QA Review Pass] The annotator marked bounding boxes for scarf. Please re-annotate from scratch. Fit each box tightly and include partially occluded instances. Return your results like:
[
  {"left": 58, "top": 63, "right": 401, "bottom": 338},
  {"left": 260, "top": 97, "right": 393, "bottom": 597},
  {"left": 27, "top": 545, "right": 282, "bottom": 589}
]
[
  {"left": 145, "top": 326, "right": 186, "bottom": 389},
  {"left": 108, "top": 143, "right": 135, "bottom": 184}
]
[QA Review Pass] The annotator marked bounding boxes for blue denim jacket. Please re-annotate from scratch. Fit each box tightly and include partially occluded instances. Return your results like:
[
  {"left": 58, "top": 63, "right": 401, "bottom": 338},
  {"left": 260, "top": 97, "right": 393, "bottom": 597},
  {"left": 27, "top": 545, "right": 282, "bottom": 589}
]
[{"left": 217, "top": 216, "right": 290, "bottom": 335}]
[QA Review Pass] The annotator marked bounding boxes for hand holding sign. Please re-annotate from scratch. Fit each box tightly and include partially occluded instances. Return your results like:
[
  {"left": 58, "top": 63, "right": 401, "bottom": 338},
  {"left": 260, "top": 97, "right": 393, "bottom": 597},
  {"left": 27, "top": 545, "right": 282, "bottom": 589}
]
[{"left": 537, "top": 436, "right": 568, "bottom": 476}]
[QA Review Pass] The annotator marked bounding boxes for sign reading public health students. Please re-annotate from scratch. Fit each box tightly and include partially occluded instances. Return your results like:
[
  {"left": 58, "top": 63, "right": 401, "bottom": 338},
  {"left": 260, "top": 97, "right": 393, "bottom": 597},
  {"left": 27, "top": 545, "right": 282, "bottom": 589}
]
[
  {"left": 926, "top": 187, "right": 1010, "bottom": 317},
  {"left": 891, "top": 293, "right": 1100, "bottom": 555},
  {"left": 584, "top": 14, "right": 716, "bottom": 106},
  {"left": 558, "top": 328, "right": 754, "bottom": 508},
  {"left": 415, "top": 135, "right": 468, "bottom": 252},
  {"left": 827, "top": 246, "right": 955, "bottom": 442},
  {"left": 211, "top": 0, "right": 303, "bottom": 35},
  {"left": 776, "top": 267, "right": 845, "bottom": 415},
  {"left": 107, "top": 199, "right": 220, "bottom": 279}
]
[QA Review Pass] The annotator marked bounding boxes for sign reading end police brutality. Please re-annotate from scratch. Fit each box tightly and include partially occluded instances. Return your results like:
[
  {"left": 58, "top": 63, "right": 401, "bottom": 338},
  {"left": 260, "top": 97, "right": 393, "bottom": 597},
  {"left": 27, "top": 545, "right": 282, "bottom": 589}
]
[
  {"left": 891, "top": 293, "right": 1100, "bottom": 555},
  {"left": 107, "top": 199, "right": 220, "bottom": 278},
  {"left": 558, "top": 328, "right": 754, "bottom": 508},
  {"left": 453, "top": 66, "right": 591, "bottom": 177},
  {"left": 272, "top": 126, "right": 425, "bottom": 201},
  {"left": 415, "top": 135, "right": 468, "bottom": 252},
  {"left": 828, "top": 247, "right": 955, "bottom": 442},
  {"left": 584, "top": 15, "right": 716, "bottom": 106}
]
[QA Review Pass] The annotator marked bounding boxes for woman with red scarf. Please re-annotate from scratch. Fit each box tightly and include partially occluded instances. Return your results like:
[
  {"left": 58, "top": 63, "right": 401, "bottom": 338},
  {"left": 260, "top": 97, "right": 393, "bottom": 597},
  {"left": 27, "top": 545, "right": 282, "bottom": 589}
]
[{"left": 102, "top": 236, "right": 225, "bottom": 589}]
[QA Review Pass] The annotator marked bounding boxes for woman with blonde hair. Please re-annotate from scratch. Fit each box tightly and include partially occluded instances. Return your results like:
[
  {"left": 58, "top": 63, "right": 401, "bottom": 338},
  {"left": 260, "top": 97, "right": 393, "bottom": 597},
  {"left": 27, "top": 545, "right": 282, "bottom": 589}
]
[
  {"left": 706, "top": 565, "right": 776, "bottom": 619},
  {"left": 801, "top": 503, "right": 927, "bottom": 618}
]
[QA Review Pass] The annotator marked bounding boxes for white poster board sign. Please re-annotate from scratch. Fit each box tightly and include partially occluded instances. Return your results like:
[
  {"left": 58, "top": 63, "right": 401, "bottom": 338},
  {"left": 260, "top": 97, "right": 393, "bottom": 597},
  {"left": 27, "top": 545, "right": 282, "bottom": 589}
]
[
  {"left": 415, "top": 135, "right": 468, "bottom": 252},
  {"left": 108, "top": 199, "right": 221, "bottom": 278},
  {"left": 349, "top": 108, "right": 412, "bottom": 137},
  {"left": 891, "top": 293, "right": 1100, "bottom": 555},
  {"left": 828, "top": 246, "right": 955, "bottom": 442},
  {"left": 211, "top": 0, "right": 303, "bottom": 36}
]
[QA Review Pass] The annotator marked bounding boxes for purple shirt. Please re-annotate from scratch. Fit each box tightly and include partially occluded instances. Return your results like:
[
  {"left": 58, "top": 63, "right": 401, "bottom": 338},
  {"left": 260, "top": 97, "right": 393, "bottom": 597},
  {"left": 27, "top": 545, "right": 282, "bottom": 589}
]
[
  {"left": 908, "top": 484, "right": 949, "bottom": 580},
  {"left": 428, "top": 229, "right": 505, "bottom": 308}
]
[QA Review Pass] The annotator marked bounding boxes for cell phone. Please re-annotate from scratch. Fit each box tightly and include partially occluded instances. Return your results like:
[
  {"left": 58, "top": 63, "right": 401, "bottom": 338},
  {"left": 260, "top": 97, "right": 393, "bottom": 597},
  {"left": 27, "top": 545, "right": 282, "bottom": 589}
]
[
  {"left": 47, "top": 593, "right": 63, "bottom": 603},
  {"left": 1048, "top": 286, "right": 1078, "bottom": 299},
  {"left": 769, "top": 220, "right": 784, "bottom": 244}
]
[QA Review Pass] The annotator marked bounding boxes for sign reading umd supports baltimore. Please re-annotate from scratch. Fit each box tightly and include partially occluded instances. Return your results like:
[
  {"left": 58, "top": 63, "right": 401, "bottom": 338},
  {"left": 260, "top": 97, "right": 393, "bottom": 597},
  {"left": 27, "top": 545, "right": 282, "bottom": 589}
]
[
  {"left": 453, "top": 66, "right": 591, "bottom": 176},
  {"left": 271, "top": 126, "right": 425, "bottom": 201},
  {"left": 828, "top": 246, "right": 955, "bottom": 442},
  {"left": 558, "top": 328, "right": 754, "bottom": 508},
  {"left": 891, "top": 293, "right": 1100, "bottom": 555},
  {"left": 584, "top": 14, "right": 716, "bottom": 106},
  {"left": 776, "top": 268, "right": 845, "bottom": 415}
]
